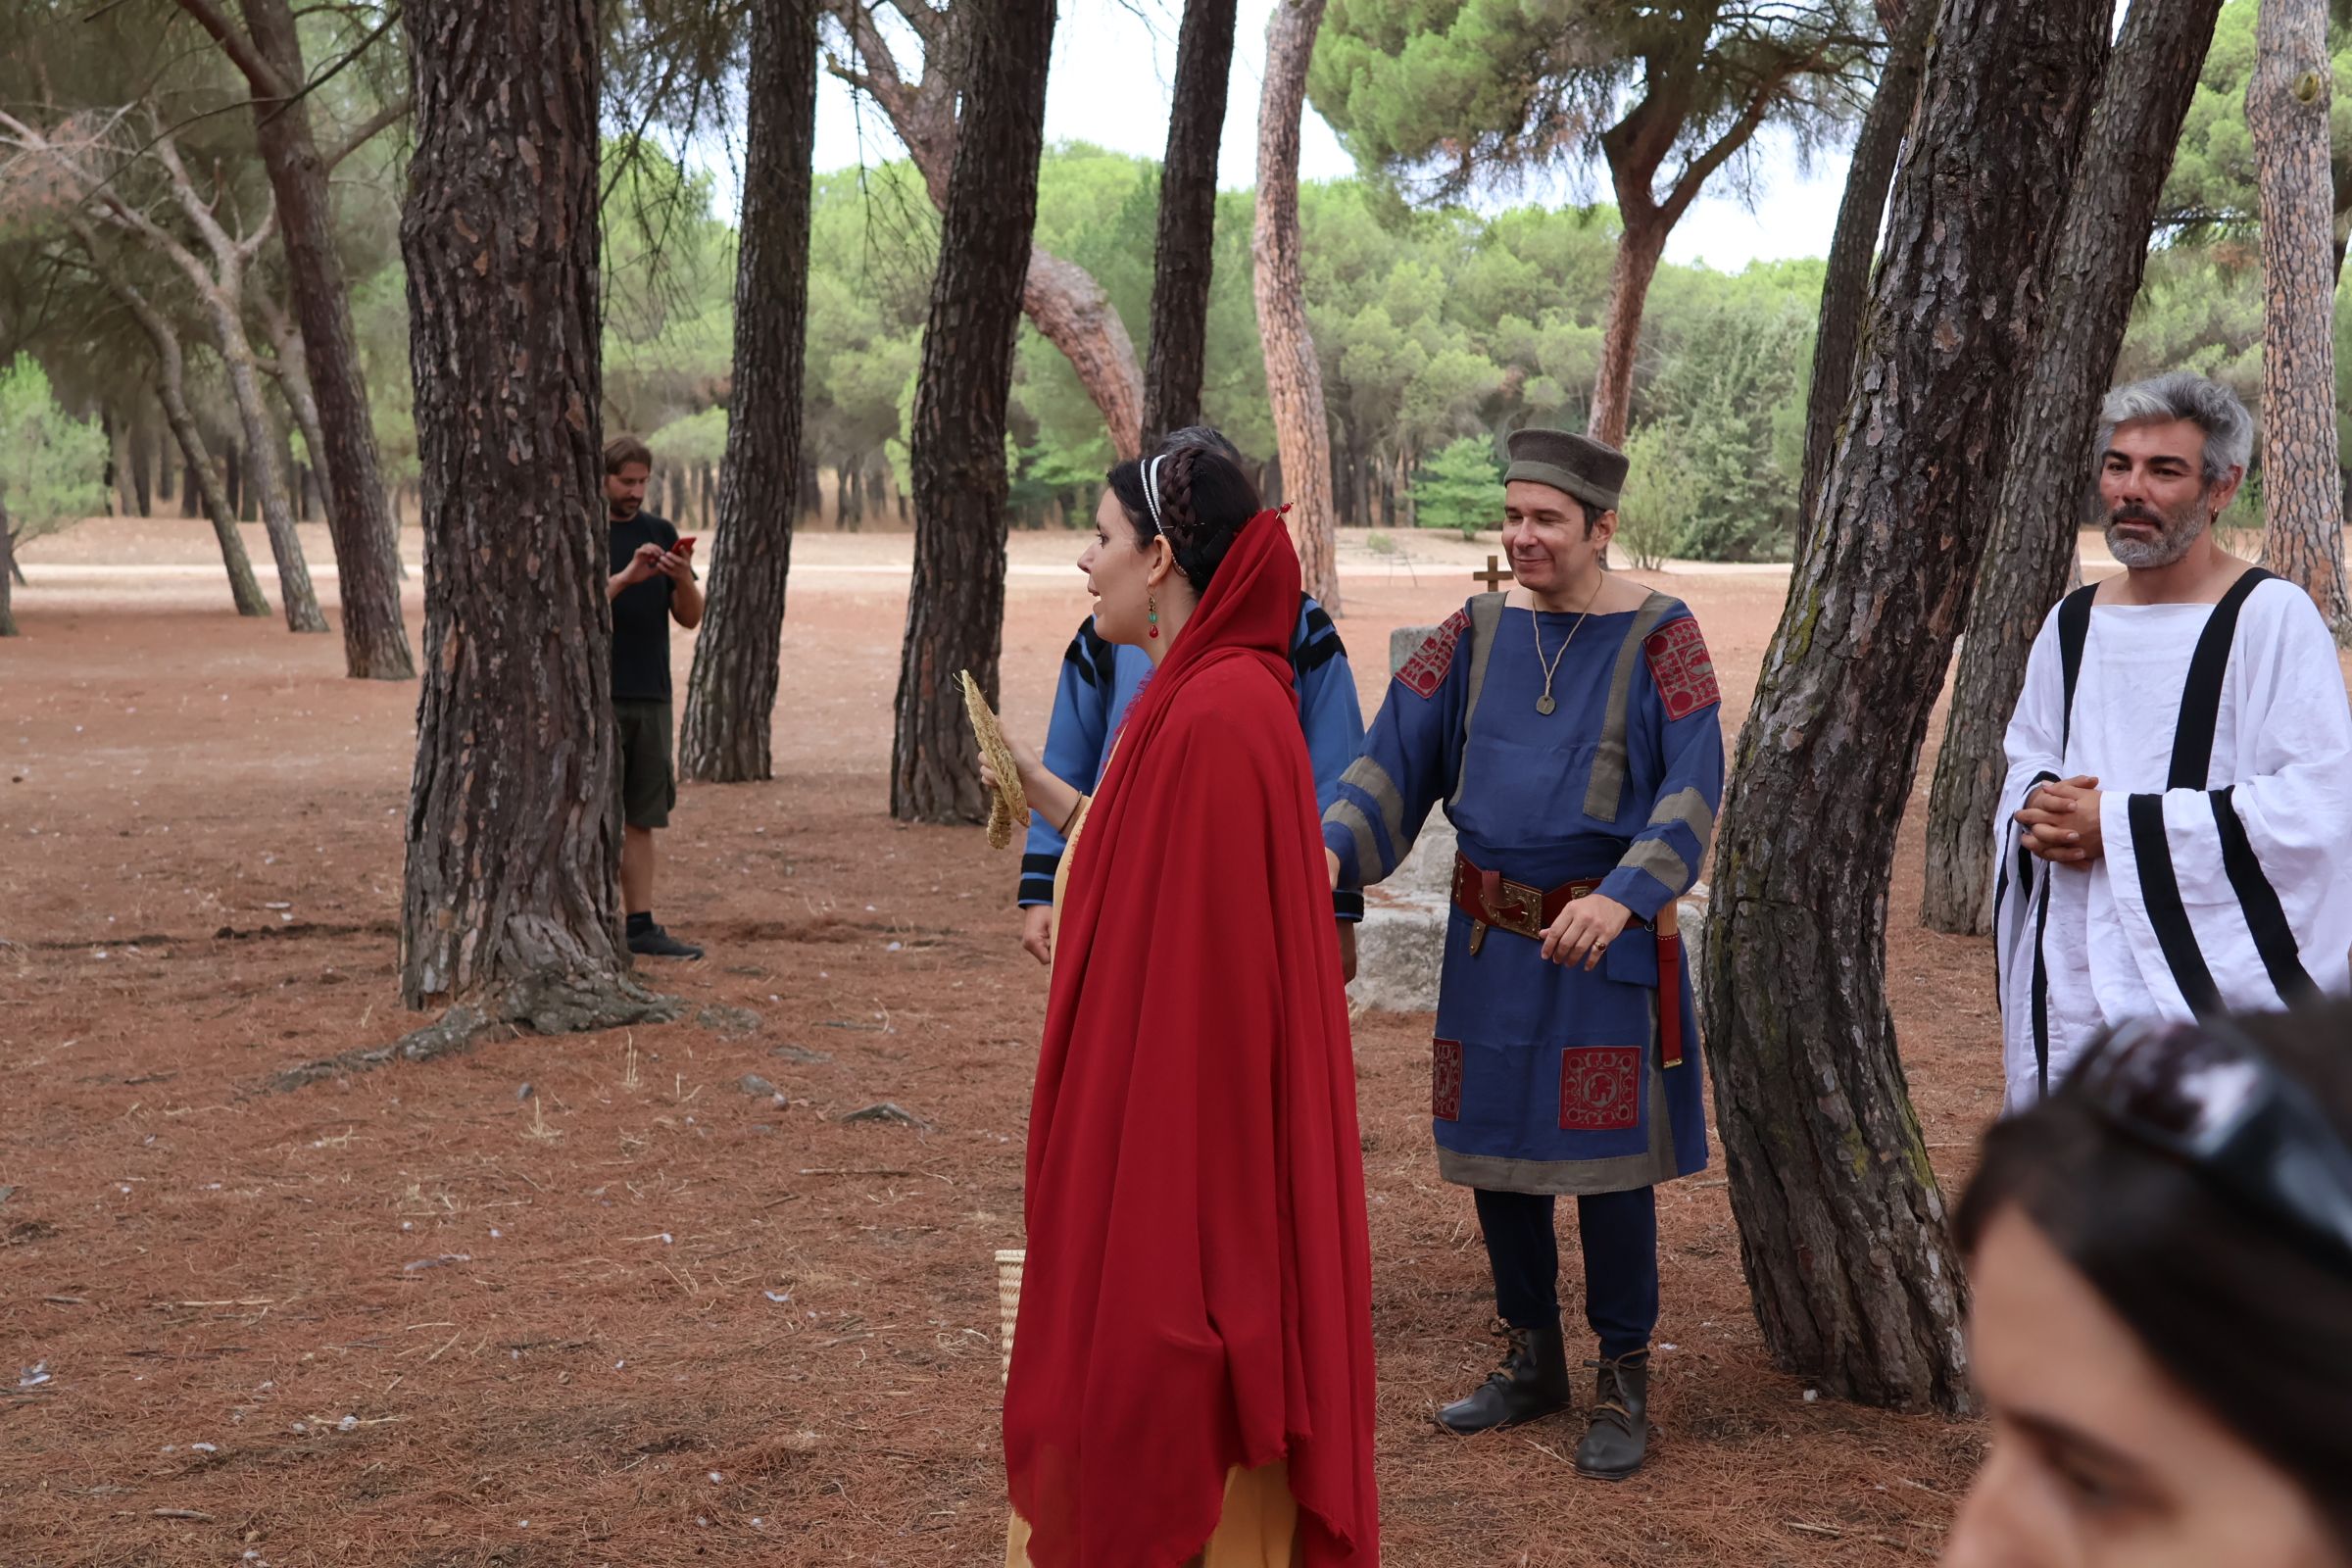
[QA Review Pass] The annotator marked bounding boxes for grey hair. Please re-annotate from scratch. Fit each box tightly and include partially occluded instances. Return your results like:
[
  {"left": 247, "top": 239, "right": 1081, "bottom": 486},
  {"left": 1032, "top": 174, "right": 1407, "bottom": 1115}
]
[{"left": 2098, "top": 370, "right": 2255, "bottom": 486}]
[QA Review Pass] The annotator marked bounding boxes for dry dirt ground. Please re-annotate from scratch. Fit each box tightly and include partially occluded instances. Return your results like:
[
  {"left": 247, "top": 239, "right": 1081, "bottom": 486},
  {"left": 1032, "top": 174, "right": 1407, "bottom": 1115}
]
[{"left": 3, "top": 518, "right": 2006, "bottom": 1567}]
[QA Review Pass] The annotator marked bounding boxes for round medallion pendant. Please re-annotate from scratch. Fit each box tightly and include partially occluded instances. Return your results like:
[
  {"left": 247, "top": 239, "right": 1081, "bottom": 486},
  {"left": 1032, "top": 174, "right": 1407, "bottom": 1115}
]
[{"left": 1536, "top": 694, "right": 1557, "bottom": 715}]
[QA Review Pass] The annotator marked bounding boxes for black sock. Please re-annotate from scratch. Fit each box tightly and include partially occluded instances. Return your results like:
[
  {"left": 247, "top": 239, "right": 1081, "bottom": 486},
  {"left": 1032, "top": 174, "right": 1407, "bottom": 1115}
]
[{"left": 627, "top": 911, "right": 654, "bottom": 935}]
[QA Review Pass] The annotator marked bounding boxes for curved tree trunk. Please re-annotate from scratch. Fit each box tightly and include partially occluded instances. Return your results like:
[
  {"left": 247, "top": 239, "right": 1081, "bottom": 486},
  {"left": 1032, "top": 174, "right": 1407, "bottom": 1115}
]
[
  {"left": 0, "top": 507, "right": 17, "bottom": 637},
  {"left": 229, "top": 0, "right": 416, "bottom": 678},
  {"left": 820, "top": 0, "right": 1144, "bottom": 460},
  {"left": 74, "top": 224, "right": 273, "bottom": 619},
  {"left": 1585, "top": 209, "right": 1670, "bottom": 450},
  {"left": 1253, "top": 0, "right": 1339, "bottom": 612},
  {"left": 1142, "top": 0, "right": 1239, "bottom": 443},
  {"left": 1701, "top": 0, "right": 2110, "bottom": 1416},
  {"left": 1922, "top": 0, "right": 2222, "bottom": 937},
  {"left": 1797, "top": 1, "right": 1932, "bottom": 555},
  {"left": 679, "top": 0, "right": 816, "bottom": 784},
  {"left": 398, "top": 0, "right": 655, "bottom": 1026},
  {"left": 2251, "top": 0, "right": 2352, "bottom": 638},
  {"left": 891, "top": 0, "right": 1056, "bottom": 821},
  {"left": 207, "top": 300, "right": 328, "bottom": 633}
]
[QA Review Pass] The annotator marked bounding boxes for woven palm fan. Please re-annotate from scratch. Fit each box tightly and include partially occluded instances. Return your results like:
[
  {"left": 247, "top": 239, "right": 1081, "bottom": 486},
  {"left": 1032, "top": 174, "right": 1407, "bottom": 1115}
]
[
  {"left": 959, "top": 670, "right": 1029, "bottom": 851},
  {"left": 996, "top": 1248, "right": 1026, "bottom": 1383}
]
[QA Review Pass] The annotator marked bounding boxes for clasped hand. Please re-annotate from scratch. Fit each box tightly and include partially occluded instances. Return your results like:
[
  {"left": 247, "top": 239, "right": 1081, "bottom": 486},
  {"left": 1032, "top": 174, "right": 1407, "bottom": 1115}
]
[
  {"left": 2015, "top": 774, "right": 2105, "bottom": 866},
  {"left": 1541, "top": 893, "right": 1633, "bottom": 970}
]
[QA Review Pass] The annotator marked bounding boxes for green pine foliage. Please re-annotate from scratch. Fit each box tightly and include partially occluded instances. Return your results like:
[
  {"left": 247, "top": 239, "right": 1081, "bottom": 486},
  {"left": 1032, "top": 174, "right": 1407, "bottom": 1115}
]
[
  {"left": 0, "top": 354, "right": 109, "bottom": 547},
  {"left": 1408, "top": 436, "right": 1502, "bottom": 533}
]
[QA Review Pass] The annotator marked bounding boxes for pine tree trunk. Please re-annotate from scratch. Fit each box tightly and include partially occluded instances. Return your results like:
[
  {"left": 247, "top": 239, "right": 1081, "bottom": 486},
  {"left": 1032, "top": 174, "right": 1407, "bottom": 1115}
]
[
  {"left": 1701, "top": 0, "right": 2110, "bottom": 1415},
  {"left": 1798, "top": 1, "right": 1932, "bottom": 554},
  {"left": 679, "top": 0, "right": 816, "bottom": 786},
  {"left": 225, "top": 442, "right": 245, "bottom": 520},
  {"left": 1586, "top": 209, "right": 1671, "bottom": 451},
  {"left": 1922, "top": 0, "right": 2221, "bottom": 937},
  {"left": 0, "top": 507, "right": 18, "bottom": 637},
  {"left": 128, "top": 410, "right": 153, "bottom": 516},
  {"left": 2251, "top": 0, "right": 2352, "bottom": 637},
  {"left": 156, "top": 413, "right": 175, "bottom": 504},
  {"left": 237, "top": 0, "right": 416, "bottom": 678},
  {"left": 207, "top": 307, "right": 328, "bottom": 633},
  {"left": 1142, "top": 0, "right": 1238, "bottom": 442},
  {"left": 118, "top": 294, "right": 274, "bottom": 619},
  {"left": 398, "top": 0, "right": 653, "bottom": 1024},
  {"left": 1253, "top": 0, "right": 1340, "bottom": 611},
  {"left": 891, "top": 0, "right": 1055, "bottom": 822}
]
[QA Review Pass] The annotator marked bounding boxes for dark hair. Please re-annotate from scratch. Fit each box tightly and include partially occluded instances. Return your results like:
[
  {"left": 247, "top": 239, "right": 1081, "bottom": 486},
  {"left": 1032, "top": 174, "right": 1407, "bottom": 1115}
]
[
  {"left": 1957, "top": 1002, "right": 2352, "bottom": 1544},
  {"left": 1158, "top": 424, "right": 1247, "bottom": 466},
  {"left": 604, "top": 434, "right": 652, "bottom": 474},
  {"left": 1104, "top": 441, "right": 1262, "bottom": 595}
]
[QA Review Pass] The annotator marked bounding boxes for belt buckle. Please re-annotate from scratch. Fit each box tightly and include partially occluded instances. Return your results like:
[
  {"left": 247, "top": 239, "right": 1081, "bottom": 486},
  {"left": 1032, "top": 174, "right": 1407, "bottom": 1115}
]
[{"left": 1492, "top": 876, "right": 1546, "bottom": 940}]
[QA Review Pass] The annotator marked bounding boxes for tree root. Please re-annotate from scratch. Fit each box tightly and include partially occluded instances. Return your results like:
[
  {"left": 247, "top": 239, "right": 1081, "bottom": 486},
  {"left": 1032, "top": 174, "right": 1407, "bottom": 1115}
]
[{"left": 267, "top": 971, "right": 681, "bottom": 1093}]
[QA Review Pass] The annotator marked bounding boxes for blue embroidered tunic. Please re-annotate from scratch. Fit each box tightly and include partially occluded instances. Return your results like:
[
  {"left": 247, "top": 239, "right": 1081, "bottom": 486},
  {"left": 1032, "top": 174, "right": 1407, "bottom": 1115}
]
[
  {"left": 1323, "top": 592, "right": 1724, "bottom": 1194},
  {"left": 1019, "top": 595, "right": 1366, "bottom": 920}
]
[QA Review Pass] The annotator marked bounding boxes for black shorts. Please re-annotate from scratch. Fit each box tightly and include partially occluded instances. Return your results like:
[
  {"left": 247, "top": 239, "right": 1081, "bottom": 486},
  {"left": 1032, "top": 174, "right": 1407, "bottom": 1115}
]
[{"left": 614, "top": 699, "right": 675, "bottom": 829}]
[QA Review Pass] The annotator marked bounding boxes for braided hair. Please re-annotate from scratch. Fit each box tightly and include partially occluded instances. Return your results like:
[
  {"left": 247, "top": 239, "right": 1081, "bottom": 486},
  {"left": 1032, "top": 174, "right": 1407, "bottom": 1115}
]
[{"left": 1104, "top": 440, "right": 1263, "bottom": 596}]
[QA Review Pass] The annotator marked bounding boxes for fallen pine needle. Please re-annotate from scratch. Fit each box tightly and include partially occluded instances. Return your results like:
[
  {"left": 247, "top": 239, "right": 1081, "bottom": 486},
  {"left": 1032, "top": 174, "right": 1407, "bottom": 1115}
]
[{"left": 151, "top": 1509, "right": 213, "bottom": 1521}]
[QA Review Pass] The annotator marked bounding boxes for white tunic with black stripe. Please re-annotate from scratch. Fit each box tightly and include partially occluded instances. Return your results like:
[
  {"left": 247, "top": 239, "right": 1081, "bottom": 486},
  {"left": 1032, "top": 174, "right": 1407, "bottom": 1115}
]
[{"left": 1993, "top": 570, "right": 2352, "bottom": 1112}]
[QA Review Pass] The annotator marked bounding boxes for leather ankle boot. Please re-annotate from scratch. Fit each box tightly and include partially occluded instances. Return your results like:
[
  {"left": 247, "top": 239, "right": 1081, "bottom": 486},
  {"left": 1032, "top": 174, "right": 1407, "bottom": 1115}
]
[
  {"left": 1435, "top": 1320, "right": 1571, "bottom": 1435},
  {"left": 1572, "top": 1350, "right": 1651, "bottom": 1479}
]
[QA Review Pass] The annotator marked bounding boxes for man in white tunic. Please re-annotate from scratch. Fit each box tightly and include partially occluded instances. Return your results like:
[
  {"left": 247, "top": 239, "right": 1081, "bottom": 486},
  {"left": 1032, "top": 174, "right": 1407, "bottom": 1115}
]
[{"left": 1995, "top": 370, "right": 2352, "bottom": 1111}]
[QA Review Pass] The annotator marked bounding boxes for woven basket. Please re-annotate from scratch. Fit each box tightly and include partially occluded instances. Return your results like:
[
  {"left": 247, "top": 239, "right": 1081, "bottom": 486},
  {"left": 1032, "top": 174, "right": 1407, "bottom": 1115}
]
[{"left": 995, "top": 1248, "right": 1026, "bottom": 1384}]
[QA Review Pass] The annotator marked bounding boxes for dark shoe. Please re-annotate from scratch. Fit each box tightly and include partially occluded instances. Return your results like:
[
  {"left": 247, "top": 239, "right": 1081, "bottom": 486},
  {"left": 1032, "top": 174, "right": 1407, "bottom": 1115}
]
[
  {"left": 1435, "top": 1320, "right": 1571, "bottom": 1435},
  {"left": 628, "top": 923, "right": 704, "bottom": 959},
  {"left": 1573, "top": 1351, "right": 1651, "bottom": 1480}
]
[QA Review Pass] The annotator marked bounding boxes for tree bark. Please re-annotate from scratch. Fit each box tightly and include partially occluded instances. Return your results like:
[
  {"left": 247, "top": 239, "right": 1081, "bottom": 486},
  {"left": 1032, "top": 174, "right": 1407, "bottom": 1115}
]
[
  {"left": 1798, "top": 1, "right": 1933, "bottom": 554},
  {"left": 1701, "top": 0, "right": 2110, "bottom": 1415},
  {"left": 210, "top": 320, "right": 326, "bottom": 631},
  {"left": 1142, "top": 0, "right": 1239, "bottom": 442},
  {"left": 679, "top": 0, "right": 816, "bottom": 785},
  {"left": 1586, "top": 208, "right": 1671, "bottom": 451},
  {"left": 821, "top": 0, "right": 1145, "bottom": 460},
  {"left": 398, "top": 0, "right": 661, "bottom": 1030},
  {"left": 1922, "top": 0, "right": 2221, "bottom": 937},
  {"left": 0, "top": 504, "right": 18, "bottom": 637},
  {"left": 2251, "top": 0, "right": 2352, "bottom": 638},
  {"left": 1253, "top": 0, "right": 1340, "bottom": 611},
  {"left": 194, "top": 0, "right": 417, "bottom": 677},
  {"left": 83, "top": 244, "right": 275, "bottom": 618},
  {"left": 890, "top": 0, "right": 1055, "bottom": 821},
  {"left": 156, "top": 415, "right": 174, "bottom": 505},
  {"left": 127, "top": 407, "right": 153, "bottom": 516}
]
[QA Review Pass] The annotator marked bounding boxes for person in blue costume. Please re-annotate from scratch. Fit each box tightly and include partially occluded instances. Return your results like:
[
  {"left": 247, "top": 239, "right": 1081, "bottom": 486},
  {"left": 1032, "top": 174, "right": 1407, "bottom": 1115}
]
[
  {"left": 1015, "top": 426, "right": 1367, "bottom": 972},
  {"left": 1322, "top": 427, "right": 1724, "bottom": 1480}
]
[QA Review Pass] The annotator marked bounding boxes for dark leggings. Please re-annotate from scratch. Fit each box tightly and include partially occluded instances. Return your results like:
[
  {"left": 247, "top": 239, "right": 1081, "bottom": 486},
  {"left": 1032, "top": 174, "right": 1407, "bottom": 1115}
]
[{"left": 1473, "top": 1185, "right": 1658, "bottom": 1359}]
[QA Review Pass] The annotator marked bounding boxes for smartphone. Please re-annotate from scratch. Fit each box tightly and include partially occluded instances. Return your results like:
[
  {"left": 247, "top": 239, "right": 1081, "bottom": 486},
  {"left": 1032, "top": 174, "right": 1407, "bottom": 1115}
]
[{"left": 673, "top": 536, "right": 696, "bottom": 555}]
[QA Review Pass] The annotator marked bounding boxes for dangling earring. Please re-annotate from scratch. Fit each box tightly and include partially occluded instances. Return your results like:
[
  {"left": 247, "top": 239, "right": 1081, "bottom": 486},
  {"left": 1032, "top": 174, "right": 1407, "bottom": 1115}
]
[{"left": 1148, "top": 594, "right": 1159, "bottom": 639}]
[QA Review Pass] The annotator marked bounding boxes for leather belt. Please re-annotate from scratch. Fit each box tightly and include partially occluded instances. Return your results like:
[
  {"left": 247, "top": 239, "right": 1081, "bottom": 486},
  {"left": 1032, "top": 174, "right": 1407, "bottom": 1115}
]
[{"left": 1450, "top": 851, "right": 1686, "bottom": 1068}]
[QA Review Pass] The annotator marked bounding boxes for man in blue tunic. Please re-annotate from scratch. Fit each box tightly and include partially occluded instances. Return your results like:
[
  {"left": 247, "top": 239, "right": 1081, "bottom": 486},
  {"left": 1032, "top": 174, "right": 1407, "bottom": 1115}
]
[
  {"left": 1323, "top": 428, "right": 1723, "bottom": 1480},
  {"left": 1013, "top": 427, "right": 1367, "bottom": 967}
]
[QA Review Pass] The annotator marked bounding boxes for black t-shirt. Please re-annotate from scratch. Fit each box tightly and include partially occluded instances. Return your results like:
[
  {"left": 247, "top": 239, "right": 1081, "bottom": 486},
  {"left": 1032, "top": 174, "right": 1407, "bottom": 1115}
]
[{"left": 610, "top": 511, "right": 679, "bottom": 701}]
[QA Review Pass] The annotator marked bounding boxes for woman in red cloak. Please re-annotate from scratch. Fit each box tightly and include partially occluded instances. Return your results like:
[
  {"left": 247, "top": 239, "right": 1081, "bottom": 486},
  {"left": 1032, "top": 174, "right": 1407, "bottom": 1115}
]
[{"left": 988, "top": 441, "right": 1379, "bottom": 1567}]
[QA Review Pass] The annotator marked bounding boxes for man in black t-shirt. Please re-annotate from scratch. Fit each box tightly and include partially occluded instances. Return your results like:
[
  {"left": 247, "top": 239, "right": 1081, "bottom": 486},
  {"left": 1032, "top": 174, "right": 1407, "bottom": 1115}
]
[{"left": 605, "top": 435, "right": 705, "bottom": 958}]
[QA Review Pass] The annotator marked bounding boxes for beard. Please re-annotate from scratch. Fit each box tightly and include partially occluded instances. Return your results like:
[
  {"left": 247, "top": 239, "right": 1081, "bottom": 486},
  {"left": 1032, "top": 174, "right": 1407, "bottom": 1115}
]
[
  {"left": 608, "top": 496, "right": 641, "bottom": 519},
  {"left": 2104, "top": 496, "right": 2209, "bottom": 569}
]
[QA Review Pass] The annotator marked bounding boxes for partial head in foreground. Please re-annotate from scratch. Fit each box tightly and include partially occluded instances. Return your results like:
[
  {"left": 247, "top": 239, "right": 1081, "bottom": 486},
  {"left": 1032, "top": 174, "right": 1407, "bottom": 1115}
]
[
  {"left": 1944, "top": 1002, "right": 2352, "bottom": 1568},
  {"left": 1501, "top": 427, "right": 1625, "bottom": 599},
  {"left": 1084, "top": 437, "right": 1263, "bottom": 647},
  {"left": 2094, "top": 371, "right": 2251, "bottom": 571}
]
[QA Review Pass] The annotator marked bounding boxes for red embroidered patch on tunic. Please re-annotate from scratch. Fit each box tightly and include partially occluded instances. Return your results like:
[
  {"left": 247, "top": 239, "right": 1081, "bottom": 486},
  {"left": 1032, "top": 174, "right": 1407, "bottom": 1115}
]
[
  {"left": 1396, "top": 608, "right": 1472, "bottom": 698},
  {"left": 1559, "top": 1046, "right": 1642, "bottom": 1131},
  {"left": 1643, "top": 616, "right": 1721, "bottom": 720},
  {"left": 1432, "top": 1039, "right": 1463, "bottom": 1121}
]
